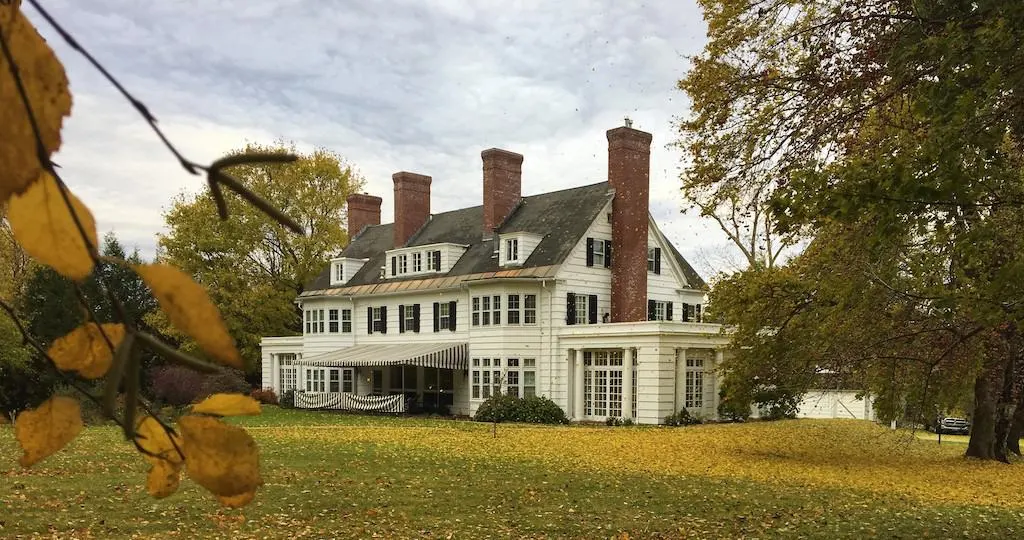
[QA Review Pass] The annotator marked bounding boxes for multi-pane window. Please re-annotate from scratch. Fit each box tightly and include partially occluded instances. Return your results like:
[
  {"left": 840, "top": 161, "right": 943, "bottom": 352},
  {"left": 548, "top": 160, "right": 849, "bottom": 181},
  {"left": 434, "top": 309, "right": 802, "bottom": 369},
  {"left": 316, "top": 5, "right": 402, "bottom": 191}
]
[
  {"left": 649, "top": 300, "right": 668, "bottom": 321},
  {"left": 506, "top": 358, "right": 520, "bottom": 397},
  {"left": 438, "top": 302, "right": 451, "bottom": 330},
  {"left": 471, "top": 358, "right": 481, "bottom": 399},
  {"left": 305, "top": 310, "right": 311, "bottom": 333},
  {"left": 524, "top": 294, "right": 537, "bottom": 324},
  {"left": 329, "top": 369, "right": 340, "bottom": 392},
  {"left": 372, "top": 307, "right": 385, "bottom": 333},
  {"left": 329, "top": 309, "right": 339, "bottom": 333},
  {"left": 583, "top": 350, "right": 624, "bottom": 418},
  {"left": 593, "top": 240, "right": 606, "bottom": 267},
  {"left": 481, "top": 358, "right": 492, "bottom": 399},
  {"left": 471, "top": 296, "right": 505, "bottom": 326},
  {"left": 523, "top": 358, "right": 536, "bottom": 397},
  {"left": 398, "top": 255, "right": 408, "bottom": 274},
  {"left": 305, "top": 309, "right": 325, "bottom": 334},
  {"left": 305, "top": 368, "right": 325, "bottom": 392},
  {"left": 404, "top": 305, "right": 416, "bottom": 331},
  {"left": 507, "top": 294, "right": 520, "bottom": 324},
  {"left": 682, "top": 303, "right": 703, "bottom": 323},
  {"left": 342, "top": 369, "right": 354, "bottom": 393},
  {"left": 472, "top": 297, "right": 480, "bottom": 326},
  {"left": 647, "top": 248, "right": 657, "bottom": 272},
  {"left": 492, "top": 358, "right": 502, "bottom": 396},
  {"left": 574, "top": 294, "right": 589, "bottom": 325},
  {"left": 482, "top": 296, "right": 491, "bottom": 325},
  {"left": 501, "top": 358, "right": 536, "bottom": 398},
  {"left": 506, "top": 238, "right": 519, "bottom": 262},
  {"left": 278, "top": 353, "right": 297, "bottom": 393},
  {"left": 334, "top": 262, "right": 344, "bottom": 282},
  {"left": 685, "top": 356, "right": 705, "bottom": 409},
  {"left": 492, "top": 295, "right": 501, "bottom": 325},
  {"left": 412, "top": 252, "right": 422, "bottom": 272},
  {"left": 341, "top": 309, "right": 352, "bottom": 333}
]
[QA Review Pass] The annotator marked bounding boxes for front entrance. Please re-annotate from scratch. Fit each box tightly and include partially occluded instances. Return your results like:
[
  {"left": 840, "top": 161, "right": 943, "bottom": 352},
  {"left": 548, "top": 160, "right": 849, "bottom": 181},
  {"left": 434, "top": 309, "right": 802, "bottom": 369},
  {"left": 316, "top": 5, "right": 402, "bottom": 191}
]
[{"left": 583, "top": 350, "right": 625, "bottom": 420}]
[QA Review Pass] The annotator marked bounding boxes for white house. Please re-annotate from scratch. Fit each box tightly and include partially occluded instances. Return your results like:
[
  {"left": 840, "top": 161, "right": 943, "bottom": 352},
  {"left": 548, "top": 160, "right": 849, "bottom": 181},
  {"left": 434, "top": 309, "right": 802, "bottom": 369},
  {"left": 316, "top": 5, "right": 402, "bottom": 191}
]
[{"left": 260, "top": 122, "right": 731, "bottom": 424}]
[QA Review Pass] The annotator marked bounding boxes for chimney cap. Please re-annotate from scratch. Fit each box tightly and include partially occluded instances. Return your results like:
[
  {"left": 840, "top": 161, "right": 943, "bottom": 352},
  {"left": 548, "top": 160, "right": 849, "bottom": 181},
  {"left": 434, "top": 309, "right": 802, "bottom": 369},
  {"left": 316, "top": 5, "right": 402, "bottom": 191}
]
[
  {"left": 481, "top": 148, "right": 524, "bottom": 164},
  {"left": 624, "top": 116, "right": 633, "bottom": 128}
]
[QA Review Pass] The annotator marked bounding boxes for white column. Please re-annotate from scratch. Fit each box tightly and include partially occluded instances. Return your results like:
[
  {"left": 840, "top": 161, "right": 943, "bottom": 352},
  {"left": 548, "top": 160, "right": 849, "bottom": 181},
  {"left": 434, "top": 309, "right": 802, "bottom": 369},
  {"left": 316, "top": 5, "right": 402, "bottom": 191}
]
[
  {"left": 573, "top": 349, "right": 585, "bottom": 421},
  {"left": 622, "top": 348, "right": 634, "bottom": 420},
  {"left": 713, "top": 349, "right": 724, "bottom": 417},
  {"left": 677, "top": 348, "right": 687, "bottom": 412}
]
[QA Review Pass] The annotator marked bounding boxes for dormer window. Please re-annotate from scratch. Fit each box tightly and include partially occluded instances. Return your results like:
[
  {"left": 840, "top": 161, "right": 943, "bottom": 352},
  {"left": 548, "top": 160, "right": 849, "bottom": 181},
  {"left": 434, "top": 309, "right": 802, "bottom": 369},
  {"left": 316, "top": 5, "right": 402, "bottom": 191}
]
[
  {"left": 329, "top": 257, "right": 368, "bottom": 286},
  {"left": 412, "top": 252, "right": 422, "bottom": 272},
  {"left": 505, "top": 238, "right": 519, "bottom": 262},
  {"left": 334, "top": 262, "right": 344, "bottom": 282}
]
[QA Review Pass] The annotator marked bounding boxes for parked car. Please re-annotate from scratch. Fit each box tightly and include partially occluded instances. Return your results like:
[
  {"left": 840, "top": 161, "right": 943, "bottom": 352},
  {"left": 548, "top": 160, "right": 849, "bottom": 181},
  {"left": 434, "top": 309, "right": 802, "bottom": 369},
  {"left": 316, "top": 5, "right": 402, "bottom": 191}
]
[{"left": 934, "top": 416, "right": 970, "bottom": 435}]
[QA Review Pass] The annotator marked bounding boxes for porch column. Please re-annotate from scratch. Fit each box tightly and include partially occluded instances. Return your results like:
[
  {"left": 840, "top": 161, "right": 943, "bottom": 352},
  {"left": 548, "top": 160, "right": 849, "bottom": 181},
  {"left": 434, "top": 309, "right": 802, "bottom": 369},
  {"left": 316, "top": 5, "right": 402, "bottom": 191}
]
[
  {"left": 574, "top": 349, "right": 585, "bottom": 421},
  {"left": 713, "top": 349, "right": 724, "bottom": 417},
  {"left": 622, "top": 347, "right": 634, "bottom": 420},
  {"left": 676, "top": 348, "right": 687, "bottom": 412}
]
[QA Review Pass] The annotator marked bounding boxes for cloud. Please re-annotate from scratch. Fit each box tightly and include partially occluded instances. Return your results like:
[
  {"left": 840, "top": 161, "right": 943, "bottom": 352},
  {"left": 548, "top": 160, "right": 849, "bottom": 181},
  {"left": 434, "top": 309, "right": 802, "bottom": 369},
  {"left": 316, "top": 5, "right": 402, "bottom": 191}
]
[{"left": 27, "top": 0, "right": 737, "bottom": 279}]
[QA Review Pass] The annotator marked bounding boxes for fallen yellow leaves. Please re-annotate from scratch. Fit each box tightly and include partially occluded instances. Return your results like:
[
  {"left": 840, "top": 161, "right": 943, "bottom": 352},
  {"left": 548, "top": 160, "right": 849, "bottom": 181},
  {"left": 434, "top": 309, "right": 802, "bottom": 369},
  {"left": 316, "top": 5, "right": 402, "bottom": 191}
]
[
  {"left": 7, "top": 172, "right": 98, "bottom": 280},
  {"left": 192, "top": 394, "right": 261, "bottom": 417},
  {"left": 0, "top": 0, "right": 73, "bottom": 205},
  {"left": 47, "top": 323, "right": 125, "bottom": 379},
  {"left": 134, "top": 263, "right": 243, "bottom": 368},
  {"left": 14, "top": 395, "right": 83, "bottom": 467}
]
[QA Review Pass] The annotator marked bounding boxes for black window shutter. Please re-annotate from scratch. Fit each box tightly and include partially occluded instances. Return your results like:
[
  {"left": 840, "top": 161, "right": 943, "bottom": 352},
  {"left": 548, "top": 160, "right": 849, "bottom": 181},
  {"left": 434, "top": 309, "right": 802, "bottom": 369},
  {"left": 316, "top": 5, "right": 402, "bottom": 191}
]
[
  {"left": 654, "top": 248, "right": 662, "bottom": 274},
  {"left": 566, "top": 293, "right": 577, "bottom": 325},
  {"left": 604, "top": 240, "right": 612, "bottom": 268},
  {"left": 433, "top": 250, "right": 441, "bottom": 271},
  {"left": 648, "top": 300, "right": 656, "bottom": 321},
  {"left": 381, "top": 306, "right": 388, "bottom": 334},
  {"left": 391, "top": 256, "right": 396, "bottom": 276},
  {"left": 448, "top": 301, "right": 457, "bottom": 331},
  {"left": 398, "top": 305, "right": 406, "bottom": 333},
  {"left": 413, "top": 304, "right": 421, "bottom": 332},
  {"left": 695, "top": 304, "right": 701, "bottom": 323},
  {"left": 367, "top": 306, "right": 373, "bottom": 334},
  {"left": 666, "top": 302, "right": 673, "bottom": 321},
  {"left": 433, "top": 302, "right": 440, "bottom": 332},
  {"left": 585, "top": 238, "right": 594, "bottom": 267},
  {"left": 682, "top": 302, "right": 690, "bottom": 322},
  {"left": 588, "top": 294, "right": 598, "bottom": 324}
]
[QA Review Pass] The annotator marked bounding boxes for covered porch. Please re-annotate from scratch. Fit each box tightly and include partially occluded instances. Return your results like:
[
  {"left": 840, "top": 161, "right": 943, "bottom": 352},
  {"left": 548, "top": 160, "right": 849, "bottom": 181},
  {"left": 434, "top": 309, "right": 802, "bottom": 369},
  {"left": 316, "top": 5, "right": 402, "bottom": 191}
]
[{"left": 293, "top": 342, "right": 469, "bottom": 415}]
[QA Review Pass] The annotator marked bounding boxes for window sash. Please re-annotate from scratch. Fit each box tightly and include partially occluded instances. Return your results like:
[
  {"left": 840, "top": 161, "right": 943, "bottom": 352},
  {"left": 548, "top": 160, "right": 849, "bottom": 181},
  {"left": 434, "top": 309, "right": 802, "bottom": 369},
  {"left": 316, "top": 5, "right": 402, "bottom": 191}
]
[
  {"left": 372, "top": 307, "right": 385, "bottom": 333},
  {"left": 342, "top": 309, "right": 352, "bottom": 333},
  {"left": 524, "top": 294, "right": 537, "bottom": 324},
  {"left": 574, "top": 294, "right": 588, "bottom": 325},
  {"left": 492, "top": 295, "right": 501, "bottom": 325},
  {"left": 593, "top": 241, "right": 605, "bottom": 266},
  {"left": 329, "top": 309, "right": 339, "bottom": 333},
  {"left": 412, "top": 252, "right": 422, "bottom": 272},
  {"left": 438, "top": 302, "right": 451, "bottom": 329}
]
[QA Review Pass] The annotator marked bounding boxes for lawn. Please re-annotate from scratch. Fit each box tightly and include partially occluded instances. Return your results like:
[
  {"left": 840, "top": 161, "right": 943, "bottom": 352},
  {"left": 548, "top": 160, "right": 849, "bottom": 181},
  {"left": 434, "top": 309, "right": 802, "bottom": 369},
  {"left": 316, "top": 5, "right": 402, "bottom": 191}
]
[{"left": 2, "top": 408, "right": 1023, "bottom": 539}]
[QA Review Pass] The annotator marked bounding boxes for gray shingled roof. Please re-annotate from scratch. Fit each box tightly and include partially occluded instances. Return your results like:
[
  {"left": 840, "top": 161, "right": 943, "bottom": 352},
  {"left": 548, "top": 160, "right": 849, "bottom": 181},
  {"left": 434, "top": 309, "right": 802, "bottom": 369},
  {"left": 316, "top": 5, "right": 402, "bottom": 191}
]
[{"left": 303, "top": 181, "right": 707, "bottom": 292}]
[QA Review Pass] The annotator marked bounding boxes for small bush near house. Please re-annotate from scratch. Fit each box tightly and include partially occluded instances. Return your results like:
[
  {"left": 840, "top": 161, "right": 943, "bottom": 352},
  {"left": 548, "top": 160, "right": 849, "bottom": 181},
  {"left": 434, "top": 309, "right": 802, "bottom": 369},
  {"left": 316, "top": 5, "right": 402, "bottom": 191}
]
[
  {"left": 663, "top": 408, "right": 702, "bottom": 427},
  {"left": 279, "top": 389, "right": 296, "bottom": 408},
  {"left": 200, "top": 367, "right": 251, "bottom": 397},
  {"left": 605, "top": 417, "right": 636, "bottom": 426},
  {"left": 149, "top": 364, "right": 206, "bottom": 406},
  {"left": 717, "top": 394, "right": 751, "bottom": 422},
  {"left": 474, "top": 394, "right": 569, "bottom": 425},
  {"left": 250, "top": 387, "right": 279, "bottom": 405}
]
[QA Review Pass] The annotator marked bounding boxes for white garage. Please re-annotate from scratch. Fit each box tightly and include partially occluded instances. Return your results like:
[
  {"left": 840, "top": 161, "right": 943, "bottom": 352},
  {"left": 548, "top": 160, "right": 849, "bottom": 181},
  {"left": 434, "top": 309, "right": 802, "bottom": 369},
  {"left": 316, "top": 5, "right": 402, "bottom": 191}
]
[{"left": 797, "top": 390, "right": 876, "bottom": 420}]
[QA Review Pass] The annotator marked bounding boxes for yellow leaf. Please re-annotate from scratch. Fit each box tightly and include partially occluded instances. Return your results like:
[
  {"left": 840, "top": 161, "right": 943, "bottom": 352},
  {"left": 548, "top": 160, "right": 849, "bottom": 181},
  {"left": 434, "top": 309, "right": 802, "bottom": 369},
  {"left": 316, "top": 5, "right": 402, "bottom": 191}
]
[
  {"left": 146, "top": 459, "right": 181, "bottom": 499},
  {"left": 7, "top": 172, "right": 97, "bottom": 280},
  {"left": 14, "top": 395, "right": 83, "bottom": 467},
  {"left": 133, "top": 263, "right": 242, "bottom": 368},
  {"left": 178, "top": 415, "right": 262, "bottom": 501},
  {"left": 0, "top": 1, "right": 73, "bottom": 204},
  {"left": 136, "top": 415, "right": 183, "bottom": 465},
  {"left": 216, "top": 491, "right": 256, "bottom": 509},
  {"left": 192, "top": 393, "right": 261, "bottom": 417},
  {"left": 47, "top": 323, "right": 125, "bottom": 379}
]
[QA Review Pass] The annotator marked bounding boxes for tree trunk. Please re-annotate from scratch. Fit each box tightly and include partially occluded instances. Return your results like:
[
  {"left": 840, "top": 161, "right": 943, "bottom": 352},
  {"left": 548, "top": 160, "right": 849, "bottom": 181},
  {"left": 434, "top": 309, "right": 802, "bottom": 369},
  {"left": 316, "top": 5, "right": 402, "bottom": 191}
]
[
  {"left": 966, "top": 372, "right": 998, "bottom": 460},
  {"left": 1009, "top": 394, "right": 1024, "bottom": 456}
]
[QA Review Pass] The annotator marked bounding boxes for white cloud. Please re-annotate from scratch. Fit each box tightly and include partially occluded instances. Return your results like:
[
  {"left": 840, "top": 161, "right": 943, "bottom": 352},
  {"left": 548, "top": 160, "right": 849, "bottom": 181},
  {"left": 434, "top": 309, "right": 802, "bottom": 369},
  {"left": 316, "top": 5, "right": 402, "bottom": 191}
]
[{"left": 26, "top": 0, "right": 739, "bottom": 279}]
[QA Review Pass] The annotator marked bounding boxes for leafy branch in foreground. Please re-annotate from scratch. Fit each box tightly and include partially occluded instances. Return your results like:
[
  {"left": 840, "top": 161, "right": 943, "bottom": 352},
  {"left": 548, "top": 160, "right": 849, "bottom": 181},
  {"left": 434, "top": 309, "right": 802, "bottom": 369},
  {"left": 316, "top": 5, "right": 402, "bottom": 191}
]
[{"left": 0, "top": 0, "right": 307, "bottom": 506}]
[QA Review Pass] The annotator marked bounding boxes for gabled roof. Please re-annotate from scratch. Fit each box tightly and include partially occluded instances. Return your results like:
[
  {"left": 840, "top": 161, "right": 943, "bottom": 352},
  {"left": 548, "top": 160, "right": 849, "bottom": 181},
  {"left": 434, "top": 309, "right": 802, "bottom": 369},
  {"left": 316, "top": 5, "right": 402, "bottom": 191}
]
[{"left": 302, "top": 180, "right": 708, "bottom": 294}]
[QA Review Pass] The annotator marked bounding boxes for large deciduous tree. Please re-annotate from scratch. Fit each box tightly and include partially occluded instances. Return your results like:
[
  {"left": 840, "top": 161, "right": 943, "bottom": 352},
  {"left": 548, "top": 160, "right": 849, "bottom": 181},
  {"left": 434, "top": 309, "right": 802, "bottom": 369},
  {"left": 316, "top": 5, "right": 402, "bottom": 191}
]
[
  {"left": 156, "top": 141, "right": 364, "bottom": 371},
  {"left": 681, "top": 0, "right": 1024, "bottom": 460}
]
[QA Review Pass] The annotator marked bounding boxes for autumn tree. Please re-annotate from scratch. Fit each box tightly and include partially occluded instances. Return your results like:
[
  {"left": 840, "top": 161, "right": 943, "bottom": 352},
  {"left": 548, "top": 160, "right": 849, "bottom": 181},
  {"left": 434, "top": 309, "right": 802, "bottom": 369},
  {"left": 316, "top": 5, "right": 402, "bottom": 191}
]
[
  {"left": 156, "top": 141, "right": 363, "bottom": 370},
  {"left": 681, "top": 0, "right": 1024, "bottom": 460}
]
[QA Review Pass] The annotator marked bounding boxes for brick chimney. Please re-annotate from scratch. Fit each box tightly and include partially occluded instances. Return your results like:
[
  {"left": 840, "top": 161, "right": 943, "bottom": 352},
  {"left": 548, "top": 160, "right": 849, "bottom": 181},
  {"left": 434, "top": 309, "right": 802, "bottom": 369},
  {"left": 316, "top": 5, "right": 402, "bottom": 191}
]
[
  {"left": 346, "top": 193, "right": 382, "bottom": 242},
  {"left": 392, "top": 171, "right": 432, "bottom": 248},
  {"left": 607, "top": 123, "right": 652, "bottom": 322},
  {"left": 481, "top": 148, "right": 523, "bottom": 238}
]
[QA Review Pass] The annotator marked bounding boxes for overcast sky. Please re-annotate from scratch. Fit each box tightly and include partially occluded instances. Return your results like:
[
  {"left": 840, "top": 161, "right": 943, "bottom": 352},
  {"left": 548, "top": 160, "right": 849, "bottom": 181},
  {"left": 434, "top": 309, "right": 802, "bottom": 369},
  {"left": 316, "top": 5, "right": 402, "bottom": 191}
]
[{"left": 27, "top": 0, "right": 741, "bottom": 281}]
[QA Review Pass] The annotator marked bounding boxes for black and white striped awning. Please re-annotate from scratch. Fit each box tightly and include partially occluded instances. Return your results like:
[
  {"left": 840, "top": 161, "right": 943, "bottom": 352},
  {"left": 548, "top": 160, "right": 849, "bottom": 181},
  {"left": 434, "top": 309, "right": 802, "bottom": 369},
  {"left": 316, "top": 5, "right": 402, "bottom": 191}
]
[{"left": 295, "top": 342, "right": 468, "bottom": 370}]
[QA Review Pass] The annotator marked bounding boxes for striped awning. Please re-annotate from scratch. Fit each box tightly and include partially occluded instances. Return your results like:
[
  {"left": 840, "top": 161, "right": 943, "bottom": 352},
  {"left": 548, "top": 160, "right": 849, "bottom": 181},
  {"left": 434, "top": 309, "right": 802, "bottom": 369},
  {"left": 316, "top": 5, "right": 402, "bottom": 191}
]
[{"left": 295, "top": 342, "right": 468, "bottom": 370}]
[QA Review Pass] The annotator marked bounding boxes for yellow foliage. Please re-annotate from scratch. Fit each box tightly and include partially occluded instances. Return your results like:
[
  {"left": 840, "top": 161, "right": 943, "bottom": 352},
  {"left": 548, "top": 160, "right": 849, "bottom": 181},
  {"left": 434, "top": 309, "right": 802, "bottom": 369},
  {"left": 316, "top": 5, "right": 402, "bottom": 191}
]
[
  {"left": 178, "top": 415, "right": 262, "bottom": 503},
  {"left": 14, "top": 395, "right": 82, "bottom": 467},
  {"left": 191, "top": 393, "right": 261, "bottom": 417},
  {"left": 47, "top": 323, "right": 125, "bottom": 379},
  {"left": 133, "top": 263, "right": 242, "bottom": 368},
  {"left": 145, "top": 458, "right": 181, "bottom": 499},
  {"left": 7, "top": 172, "right": 97, "bottom": 280},
  {"left": 0, "top": 0, "right": 73, "bottom": 205},
  {"left": 135, "top": 415, "right": 183, "bottom": 465}
]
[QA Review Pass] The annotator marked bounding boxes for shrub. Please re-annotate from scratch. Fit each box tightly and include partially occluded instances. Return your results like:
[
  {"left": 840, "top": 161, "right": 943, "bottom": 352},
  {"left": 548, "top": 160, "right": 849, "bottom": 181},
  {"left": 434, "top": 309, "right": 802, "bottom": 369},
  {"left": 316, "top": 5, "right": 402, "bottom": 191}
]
[
  {"left": 200, "top": 367, "right": 251, "bottom": 398},
  {"left": 149, "top": 364, "right": 205, "bottom": 406},
  {"left": 250, "top": 387, "right": 279, "bottom": 405},
  {"left": 663, "top": 408, "right": 702, "bottom": 427},
  {"left": 622, "top": 417, "right": 635, "bottom": 426},
  {"left": 753, "top": 387, "right": 800, "bottom": 420},
  {"left": 717, "top": 394, "right": 751, "bottom": 422},
  {"left": 279, "top": 389, "right": 296, "bottom": 409},
  {"left": 473, "top": 394, "right": 568, "bottom": 425}
]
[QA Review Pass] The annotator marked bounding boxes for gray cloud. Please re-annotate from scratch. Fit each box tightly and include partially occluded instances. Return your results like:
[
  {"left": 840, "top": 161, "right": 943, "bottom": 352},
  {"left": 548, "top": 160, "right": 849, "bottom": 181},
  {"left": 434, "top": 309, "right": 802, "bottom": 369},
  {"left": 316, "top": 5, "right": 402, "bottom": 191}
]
[{"left": 27, "top": 0, "right": 738, "bottom": 280}]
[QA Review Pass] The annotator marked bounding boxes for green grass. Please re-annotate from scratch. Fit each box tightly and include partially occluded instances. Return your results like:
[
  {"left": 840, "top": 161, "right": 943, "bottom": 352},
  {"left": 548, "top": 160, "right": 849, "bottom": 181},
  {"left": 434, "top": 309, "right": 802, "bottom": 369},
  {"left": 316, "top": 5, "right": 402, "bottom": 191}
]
[{"left": 1, "top": 407, "right": 1022, "bottom": 539}]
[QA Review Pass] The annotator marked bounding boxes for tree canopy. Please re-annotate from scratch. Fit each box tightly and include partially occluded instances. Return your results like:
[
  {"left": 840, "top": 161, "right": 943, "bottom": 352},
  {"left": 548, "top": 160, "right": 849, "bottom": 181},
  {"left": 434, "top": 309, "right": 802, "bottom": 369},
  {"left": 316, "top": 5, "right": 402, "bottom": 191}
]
[
  {"left": 681, "top": 0, "right": 1024, "bottom": 460},
  {"left": 156, "top": 141, "right": 364, "bottom": 369}
]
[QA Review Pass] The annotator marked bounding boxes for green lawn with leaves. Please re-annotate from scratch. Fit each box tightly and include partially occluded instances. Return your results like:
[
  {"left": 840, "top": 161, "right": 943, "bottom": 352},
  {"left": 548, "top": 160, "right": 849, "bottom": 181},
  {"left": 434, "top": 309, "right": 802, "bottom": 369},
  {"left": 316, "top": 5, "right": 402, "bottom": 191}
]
[{"left": 1, "top": 407, "right": 1022, "bottom": 539}]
